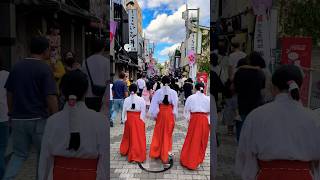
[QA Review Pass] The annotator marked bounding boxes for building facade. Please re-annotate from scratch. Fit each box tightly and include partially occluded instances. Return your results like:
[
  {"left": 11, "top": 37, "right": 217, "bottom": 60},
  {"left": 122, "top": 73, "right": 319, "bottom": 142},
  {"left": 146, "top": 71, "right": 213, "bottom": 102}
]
[{"left": 0, "top": 0, "right": 109, "bottom": 70}]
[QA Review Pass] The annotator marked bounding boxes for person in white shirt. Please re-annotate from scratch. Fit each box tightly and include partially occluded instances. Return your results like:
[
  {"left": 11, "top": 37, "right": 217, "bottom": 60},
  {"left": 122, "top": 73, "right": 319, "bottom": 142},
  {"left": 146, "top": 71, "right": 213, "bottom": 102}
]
[
  {"left": 228, "top": 41, "right": 247, "bottom": 80},
  {"left": 136, "top": 74, "right": 146, "bottom": 97},
  {"left": 180, "top": 83, "right": 214, "bottom": 170},
  {"left": 148, "top": 76, "right": 178, "bottom": 164},
  {"left": 0, "top": 69, "right": 9, "bottom": 179},
  {"left": 120, "top": 84, "right": 146, "bottom": 163},
  {"left": 82, "top": 39, "right": 109, "bottom": 112},
  {"left": 223, "top": 41, "right": 247, "bottom": 135},
  {"left": 235, "top": 65, "right": 320, "bottom": 180},
  {"left": 38, "top": 70, "right": 108, "bottom": 180}
]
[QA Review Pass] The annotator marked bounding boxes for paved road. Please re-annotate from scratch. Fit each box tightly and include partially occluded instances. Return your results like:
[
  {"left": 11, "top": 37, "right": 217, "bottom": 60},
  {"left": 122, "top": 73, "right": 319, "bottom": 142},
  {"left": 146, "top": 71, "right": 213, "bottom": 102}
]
[
  {"left": 216, "top": 116, "right": 241, "bottom": 180},
  {"left": 110, "top": 101, "right": 211, "bottom": 180},
  {"left": 8, "top": 104, "right": 237, "bottom": 180}
]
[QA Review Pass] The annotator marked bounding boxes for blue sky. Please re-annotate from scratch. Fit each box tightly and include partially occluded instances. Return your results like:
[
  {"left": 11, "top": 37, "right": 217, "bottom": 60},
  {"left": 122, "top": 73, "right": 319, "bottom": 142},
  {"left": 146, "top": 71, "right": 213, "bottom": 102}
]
[
  {"left": 138, "top": 0, "right": 210, "bottom": 64},
  {"left": 142, "top": 7, "right": 178, "bottom": 63}
]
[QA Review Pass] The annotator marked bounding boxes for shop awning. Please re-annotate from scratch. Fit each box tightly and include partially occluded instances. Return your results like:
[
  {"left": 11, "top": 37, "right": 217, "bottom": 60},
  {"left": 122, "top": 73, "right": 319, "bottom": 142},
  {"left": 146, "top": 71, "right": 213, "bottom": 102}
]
[{"left": 14, "top": 0, "right": 100, "bottom": 21}]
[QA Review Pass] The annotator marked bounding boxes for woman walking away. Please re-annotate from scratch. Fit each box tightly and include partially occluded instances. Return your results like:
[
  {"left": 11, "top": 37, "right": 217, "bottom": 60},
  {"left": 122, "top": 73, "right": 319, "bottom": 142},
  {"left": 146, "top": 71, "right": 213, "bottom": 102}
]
[
  {"left": 38, "top": 70, "right": 108, "bottom": 180},
  {"left": 180, "top": 83, "right": 211, "bottom": 170},
  {"left": 236, "top": 65, "right": 320, "bottom": 180},
  {"left": 142, "top": 86, "right": 151, "bottom": 110},
  {"left": 149, "top": 76, "right": 178, "bottom": 164},
  {"left": 183, "top": 78, "right": 193, "bottom": 104},
  {"left": 120, "top": 84, "right": 147, "bottom": 163}
]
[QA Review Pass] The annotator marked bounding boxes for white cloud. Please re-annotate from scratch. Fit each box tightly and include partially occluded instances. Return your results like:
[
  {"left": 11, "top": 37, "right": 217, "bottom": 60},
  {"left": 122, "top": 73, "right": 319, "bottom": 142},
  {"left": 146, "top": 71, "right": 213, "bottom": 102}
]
[
  {"left": 144, "top": 5, "right": 186, "bottom": 43},
  {"left": 160, "top": 43, "right": 181, "bottom": 56},
  {"left": 187, "top": 0, "right": 210, "bottom": 25},
  {"left": 137, "top": 0, "right": 145, "bottom": 9},
  {"left": 143, "top": 0, "right": 210, "bottom": 44},
  {"left": 138, "top": 0, "right": 209, "bottom": 24}
]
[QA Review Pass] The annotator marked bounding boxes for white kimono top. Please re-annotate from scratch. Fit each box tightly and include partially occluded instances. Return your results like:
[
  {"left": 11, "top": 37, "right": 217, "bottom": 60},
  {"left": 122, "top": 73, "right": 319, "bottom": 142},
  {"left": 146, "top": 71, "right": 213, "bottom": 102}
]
[
  {"left": 38, "top": 102, "right": 108, "bottom": 180},
  {"left": 184, "top": 91, "right": 211, "bottom": 124},
  {"left": 148, "top": 85, "right": 179, "bottom": 119},
  {"left": 235, "top": 93, "right": 320, "bottom": 180},
  {"left": 122, "top": 94, "right": 146, "bottom": 123}
]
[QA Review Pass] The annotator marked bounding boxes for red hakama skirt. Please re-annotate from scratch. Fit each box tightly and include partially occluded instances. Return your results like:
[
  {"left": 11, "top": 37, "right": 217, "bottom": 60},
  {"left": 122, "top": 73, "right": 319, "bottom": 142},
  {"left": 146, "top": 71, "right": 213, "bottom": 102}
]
[
  {"left": 149, "top": 104, "right": 175, "bottom": 163},
  {"left": 180, "top": 112, "right": 210, "bottom": 170},
  {"left": 257, "top": 160, "right": 312, "bottom": 180},
  {"left": 120, "top": 111, "right": 146, "bottom": 162},
  {"left": 53, "top": 156, "right": 98, "bottom": 180}
]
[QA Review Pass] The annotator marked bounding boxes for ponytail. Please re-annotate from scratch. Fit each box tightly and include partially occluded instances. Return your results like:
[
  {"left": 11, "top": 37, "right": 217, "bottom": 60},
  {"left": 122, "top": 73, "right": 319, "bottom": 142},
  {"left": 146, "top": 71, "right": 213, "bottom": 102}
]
[
  {"left": 287, "top": 80, "right": 300, "bottom": 101},
  {"left": 67, "top": 95, "right": 80, "bottom": 151},
  {"left": 200, "top": 87, "right": 204, "bottom": 93},
  {"left": 130, "top": 91, "right": 136, "bottom": 109},
  {"left": 163, "top": 95, "right": 169, "bottom": 105}
]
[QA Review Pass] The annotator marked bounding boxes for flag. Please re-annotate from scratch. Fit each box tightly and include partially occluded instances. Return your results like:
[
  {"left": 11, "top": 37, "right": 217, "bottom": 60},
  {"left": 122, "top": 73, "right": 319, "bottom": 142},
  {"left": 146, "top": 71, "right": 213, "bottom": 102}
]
[{"left": 110, "top": 20, "right": 118, "bottom": 43}]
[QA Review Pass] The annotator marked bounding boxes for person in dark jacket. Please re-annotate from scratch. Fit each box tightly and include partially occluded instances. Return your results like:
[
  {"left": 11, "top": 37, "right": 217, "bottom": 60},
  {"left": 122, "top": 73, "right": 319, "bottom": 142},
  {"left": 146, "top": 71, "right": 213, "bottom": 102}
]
[
  {"left": 234, "top": 52, "right": 266, "bottom": 142},
  {"left": 183, "top": 78, "right": 193, "bottom": 104}
]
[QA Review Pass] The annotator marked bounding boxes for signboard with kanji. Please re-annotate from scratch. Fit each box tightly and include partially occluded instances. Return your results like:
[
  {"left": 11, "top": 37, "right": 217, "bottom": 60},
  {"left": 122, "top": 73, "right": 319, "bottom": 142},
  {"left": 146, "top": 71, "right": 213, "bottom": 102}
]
[
  {"left": 128, "top": 9, "right": 138, "bottom": 52},
  {"left": 281, "top": 37, "right": 312, "bottom": 107}
]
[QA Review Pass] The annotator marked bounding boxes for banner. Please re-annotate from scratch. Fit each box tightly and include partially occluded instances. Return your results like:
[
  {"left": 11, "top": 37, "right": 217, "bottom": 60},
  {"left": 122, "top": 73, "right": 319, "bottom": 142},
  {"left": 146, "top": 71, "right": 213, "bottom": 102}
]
[
  {"left": 128, "top": 9, "right": 138, "bottom": 52},
  {"left": 281, "top": 37, "right": 312, "bottom": 107},
  {"left": 254, "top": 13, "right": 271, "bottom": 67},
  {"left": 109, "top": 20, "right": 118, "bottom": 43},
  {"left": 197, "top": 72, "right": 208, "bottom": 95}
]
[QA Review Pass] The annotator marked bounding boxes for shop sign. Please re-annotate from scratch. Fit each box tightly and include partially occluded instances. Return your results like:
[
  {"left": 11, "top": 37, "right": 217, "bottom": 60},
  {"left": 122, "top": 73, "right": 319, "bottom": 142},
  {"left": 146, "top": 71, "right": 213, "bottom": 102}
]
[
  {"left": 128, "top": 9, "right": 138, "bottom": 52},
  {"left": 281, "top": 37, "right": 312, "bottom": 107}
]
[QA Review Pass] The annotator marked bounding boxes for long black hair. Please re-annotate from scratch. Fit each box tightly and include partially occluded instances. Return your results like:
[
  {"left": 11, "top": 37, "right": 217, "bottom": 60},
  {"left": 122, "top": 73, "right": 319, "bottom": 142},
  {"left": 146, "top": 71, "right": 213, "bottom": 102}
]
[
  {"left": 195, "top": 83, "right": 205, "bottom": 93},
  {"left": 162, "top": 76, "right": 171, "bottom": 105},
  {"left": 129, "top": 84, "right": 138, "bottom": 109},
  {"left": 60, "top": 70, "right": 89, "bottom": 151},
  {"left": 272, "top": 65, "right": 303, "bottom": 101}
]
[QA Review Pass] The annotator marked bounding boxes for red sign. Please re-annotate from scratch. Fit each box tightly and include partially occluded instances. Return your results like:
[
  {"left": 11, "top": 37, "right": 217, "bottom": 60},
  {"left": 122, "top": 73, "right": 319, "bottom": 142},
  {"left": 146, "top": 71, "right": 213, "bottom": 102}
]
[
  {"left": 281, "top": 37, "right": 312, "bottom": 106},
  {"left": 196, "top": 72, "right": 208, "bottom": 95}
]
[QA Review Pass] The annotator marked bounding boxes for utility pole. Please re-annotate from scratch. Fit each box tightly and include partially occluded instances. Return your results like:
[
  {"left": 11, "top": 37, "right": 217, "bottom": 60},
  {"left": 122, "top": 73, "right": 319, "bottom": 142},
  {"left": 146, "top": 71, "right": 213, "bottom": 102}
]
[{"left": 195, "top": 8, "right": 200, "bottom": 81}]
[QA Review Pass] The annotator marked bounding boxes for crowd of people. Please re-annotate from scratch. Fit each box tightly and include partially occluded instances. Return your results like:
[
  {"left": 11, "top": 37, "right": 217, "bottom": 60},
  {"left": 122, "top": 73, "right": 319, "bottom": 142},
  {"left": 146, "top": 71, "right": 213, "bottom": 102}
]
[
  {"left": 0, "top": 34, "right": 319, "bottom": 180},
  {"left": 0, "top": 36, "right": 109, "bottom": 180},
  {"left": 211, "top": 39, "right": 320, "bottom": 179},
  {"left": 115, "top": 74, "right": 212, "bottom": 171}
]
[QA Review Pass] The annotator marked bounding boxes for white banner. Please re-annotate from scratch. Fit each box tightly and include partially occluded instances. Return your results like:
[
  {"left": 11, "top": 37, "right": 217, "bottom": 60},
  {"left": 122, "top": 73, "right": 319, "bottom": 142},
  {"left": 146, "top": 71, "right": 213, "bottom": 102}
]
[
  {"left": 128, "top": 9, "right": 138, "bottom": 52},
  {"left": 254, "top": 12, "right": 271, "bottom": 67},
  {"left": 187, "top": 32, "right": 202, "bottom": 55}
]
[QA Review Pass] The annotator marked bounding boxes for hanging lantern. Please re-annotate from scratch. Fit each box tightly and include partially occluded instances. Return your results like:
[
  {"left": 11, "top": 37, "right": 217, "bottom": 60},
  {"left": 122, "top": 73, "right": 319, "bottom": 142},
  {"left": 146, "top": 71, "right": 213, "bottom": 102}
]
[{"left": 188, "top": 50, "right": 196, "bottom": 65}]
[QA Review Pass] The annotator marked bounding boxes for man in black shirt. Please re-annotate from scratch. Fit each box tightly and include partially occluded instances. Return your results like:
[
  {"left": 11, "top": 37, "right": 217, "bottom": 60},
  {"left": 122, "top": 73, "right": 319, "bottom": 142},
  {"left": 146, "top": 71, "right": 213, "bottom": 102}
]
[{"left": 234, "top": 52, "right": 266, "bottom": 142}]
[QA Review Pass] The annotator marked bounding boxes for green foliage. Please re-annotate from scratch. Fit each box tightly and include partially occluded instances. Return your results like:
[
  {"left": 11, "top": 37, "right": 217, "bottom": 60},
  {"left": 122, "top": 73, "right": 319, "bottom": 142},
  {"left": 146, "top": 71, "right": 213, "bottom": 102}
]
[
  {"left": 197, "top": 28, "right": 210, "bottom": 74},
  {"left": 280, "top": 0, "right": 320, "bottom": 45}
]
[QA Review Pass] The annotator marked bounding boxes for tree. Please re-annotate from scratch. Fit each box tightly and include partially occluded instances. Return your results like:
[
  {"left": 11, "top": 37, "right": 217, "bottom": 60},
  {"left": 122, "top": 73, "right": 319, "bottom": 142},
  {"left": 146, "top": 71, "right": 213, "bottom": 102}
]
[
  {"left": 197, "top": 28, "right": 210, "bottom": 74},
  {"left": 279, "top": 0, "right": 320, "bottom": 46}
]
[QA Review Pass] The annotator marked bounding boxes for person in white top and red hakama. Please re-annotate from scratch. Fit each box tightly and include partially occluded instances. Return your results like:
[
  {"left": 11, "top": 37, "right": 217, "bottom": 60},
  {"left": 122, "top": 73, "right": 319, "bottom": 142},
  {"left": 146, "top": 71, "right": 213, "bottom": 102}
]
[
  {"left": 38, "top": 70, "right": 108, "bottom": 180},
  {"left": 180, "top": 83, "right": 212, "bottom": 170},
  {"left": 236, "top": 65, "right": 320, "bottom": 180},
  {"left": 149, "top": 76, "right": 179, "bottom": 164},
  {"left": 120, "top": 84, "right": 147, "bottom": 163}
]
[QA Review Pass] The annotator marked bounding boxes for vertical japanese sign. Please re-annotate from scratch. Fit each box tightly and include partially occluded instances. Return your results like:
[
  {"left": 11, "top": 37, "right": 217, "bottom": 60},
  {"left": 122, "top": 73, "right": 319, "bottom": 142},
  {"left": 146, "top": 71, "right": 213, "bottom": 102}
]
[
  {"left": 254, "top": 13, "right": 271, "bottom": 67},
  {"left": 281, "top": 37, "right": 312, "bottom": 107},
  {"left": 128, "top": 9, "right": 138, "bottom": 52}
]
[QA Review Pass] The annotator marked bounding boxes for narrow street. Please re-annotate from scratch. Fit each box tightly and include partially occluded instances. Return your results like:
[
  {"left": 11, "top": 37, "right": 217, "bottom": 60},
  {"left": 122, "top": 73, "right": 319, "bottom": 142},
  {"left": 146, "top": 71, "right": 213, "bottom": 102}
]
[{"left": 110, "top": 99, "right": 210, "bottom": 180}]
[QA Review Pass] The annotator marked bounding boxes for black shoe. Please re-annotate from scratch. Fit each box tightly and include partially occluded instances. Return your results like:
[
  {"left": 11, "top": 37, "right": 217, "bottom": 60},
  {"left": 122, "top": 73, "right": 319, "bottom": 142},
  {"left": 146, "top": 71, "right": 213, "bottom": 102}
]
[
  {"left": 121, "top": 121, "right": 124, "bottom": 125},
  {"left": 110, "top": 121, "right": 114, "bottom": 127}
]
